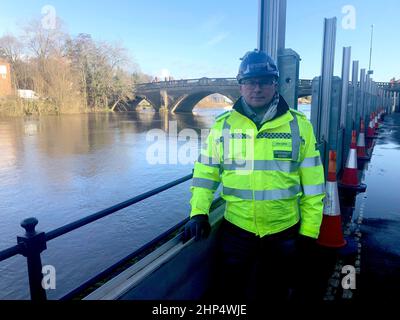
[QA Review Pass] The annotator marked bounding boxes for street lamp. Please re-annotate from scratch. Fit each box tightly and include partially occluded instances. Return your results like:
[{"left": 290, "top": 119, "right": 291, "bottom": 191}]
[{"left": 368, "top": 24, "right": 374, "bottom": 75}]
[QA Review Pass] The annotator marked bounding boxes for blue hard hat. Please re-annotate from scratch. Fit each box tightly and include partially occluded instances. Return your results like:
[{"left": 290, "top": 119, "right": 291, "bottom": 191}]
[{"left": 237, "top": 49, "right": 279, "bottom": 83}]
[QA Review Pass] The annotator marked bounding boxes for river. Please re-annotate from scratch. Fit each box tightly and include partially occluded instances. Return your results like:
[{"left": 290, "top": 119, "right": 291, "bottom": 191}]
[{"left": 0, "top": 104, "right": 311, "bottom": 299}]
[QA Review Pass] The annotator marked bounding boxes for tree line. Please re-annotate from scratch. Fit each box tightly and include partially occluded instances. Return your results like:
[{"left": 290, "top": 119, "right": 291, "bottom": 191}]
[{"left": 0, "top": 18, "right": 151, "bottom": 115}]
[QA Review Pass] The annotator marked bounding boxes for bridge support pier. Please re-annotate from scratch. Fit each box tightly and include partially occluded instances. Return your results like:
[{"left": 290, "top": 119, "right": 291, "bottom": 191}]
[{"left": 160, "top": 90, "right": 169, "bottom": 111}]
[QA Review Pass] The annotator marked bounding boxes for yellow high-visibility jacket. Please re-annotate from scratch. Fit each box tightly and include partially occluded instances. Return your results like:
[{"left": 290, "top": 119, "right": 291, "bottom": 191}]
[{"left": 190, "top": 97, "right": 325, "bottom": 238}]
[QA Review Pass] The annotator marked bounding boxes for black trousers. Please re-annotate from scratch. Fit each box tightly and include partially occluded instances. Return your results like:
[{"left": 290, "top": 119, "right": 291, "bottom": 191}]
[{"left": 213, "top": 219, "right": 300, "bottom": 302}]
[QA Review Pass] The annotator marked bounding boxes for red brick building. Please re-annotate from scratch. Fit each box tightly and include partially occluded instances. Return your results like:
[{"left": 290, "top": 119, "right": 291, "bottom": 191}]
[{"left": 0, "top": 59, "right": 13, "bottom": 96}]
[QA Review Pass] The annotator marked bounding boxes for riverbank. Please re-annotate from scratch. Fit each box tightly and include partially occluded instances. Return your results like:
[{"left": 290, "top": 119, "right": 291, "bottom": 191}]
[{"left": 0, "top": 97, "right": 113, "bottom": 117}]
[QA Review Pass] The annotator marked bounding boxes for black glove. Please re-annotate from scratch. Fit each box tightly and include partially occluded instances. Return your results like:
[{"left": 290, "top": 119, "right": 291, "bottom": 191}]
[{"left": 183, "top": 215, "right": 211, "bottom": 242}]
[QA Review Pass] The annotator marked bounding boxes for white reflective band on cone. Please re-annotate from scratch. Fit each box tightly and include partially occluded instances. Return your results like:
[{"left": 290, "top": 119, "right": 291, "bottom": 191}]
[
  {"left": 357, "top": 133, "right": 366, "bottom": 147},
  {"left": 345, "top": 149, "right": 358, "bottom": 169},
  {"left": 323, "top": 181, "right": 341, "bottom": 216}
]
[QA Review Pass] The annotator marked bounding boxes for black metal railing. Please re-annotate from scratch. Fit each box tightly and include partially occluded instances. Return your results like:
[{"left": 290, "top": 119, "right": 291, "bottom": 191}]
[
  {"left": 0, "top": 173, "right": 195, "bottom": 300},
  {"left": 60, "top": 195, "right": 225, "bottom": 300}
]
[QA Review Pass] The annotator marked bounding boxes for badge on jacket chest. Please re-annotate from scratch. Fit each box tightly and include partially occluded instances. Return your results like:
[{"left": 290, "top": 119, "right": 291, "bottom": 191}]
[{"left": 273, "top": 150, "right": 293, "bottom": 159}]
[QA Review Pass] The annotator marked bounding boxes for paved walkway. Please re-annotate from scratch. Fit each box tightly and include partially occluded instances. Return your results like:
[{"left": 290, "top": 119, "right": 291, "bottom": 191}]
[
  {"left": 357, "top": 112, "right": 400, "bottom": 303},
  {"left": 321, "top": 112, "right": 400, "bottom": 305}
]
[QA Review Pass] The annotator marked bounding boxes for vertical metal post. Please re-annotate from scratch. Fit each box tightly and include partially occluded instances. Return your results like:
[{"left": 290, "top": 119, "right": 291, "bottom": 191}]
[
  {"left": 329, "top": 77, "right": 343, "bottom": 169},
  {"left": 385, "top": 91, "right": 389, "bottom": 113},
  {"left": 258, "top": 0, "right": 286, "bottom": 61},
  {"left": 373, "top": 82, "right": 376, "bottom": 113},
  {"left": 365, "top": 75, "right": 370, "bottom": 119},
  {"left": 368, "top": 75, "right": 373, "bottom": 123},
  {"left": 368, "top": 75, "right": 372, "bottom": 116},
  {"left": 387, "top": 91, "right": 390, "bottom": 113},
  {"left": 351, "top": 61, "right": 359, "bottom": 131},
  {"left": 383, "top": 90, "right": 386, "bottom": 113},
  {"left": 278, "top": 0, "right": 286, "bottom": 54},
  {"left": 340, "top": 47, "right": 351, "bottom": 169},
  {"left": 370, "top": 82, "right": 374, "bottom": 112},
  {"left": 377, "top": 85, "right": 380, "bottom": 111},
  {"left": 359, "top": 68, "right": 366, "bottom": 125},
  {"left": 382, "top": 90, "right": 385, "bottom": 112},
  {"left": 319, "top": 17, "right": 337, "bottom": 173},
  {"left": 391, "top": 92, "right": 395, "bottom": 113},
  {"left": 378, "top": 86, "right": 381, "bottom": 111},
  {"left": 340, "top": 47, "right": 351, "bottom": 128},
  {"left": 17, "top": 218, "right": 47, "bottom": 301},
  {"left": 278, "top": 49, "right": 300, "bottom": 109},
  {"left": 378, "top": 85, "right": 381, "bottom": 111},
  {"left": 311, "top": 76, "right": 321, "bottom": 136},
  {"left": 258, "top": 0, "right": 299, "bottom": 109}
]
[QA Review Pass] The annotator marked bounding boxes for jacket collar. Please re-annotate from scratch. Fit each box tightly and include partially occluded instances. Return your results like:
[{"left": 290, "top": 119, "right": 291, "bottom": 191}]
[{"left": 232, "top": 94, "right": 291, "bottom": 130}]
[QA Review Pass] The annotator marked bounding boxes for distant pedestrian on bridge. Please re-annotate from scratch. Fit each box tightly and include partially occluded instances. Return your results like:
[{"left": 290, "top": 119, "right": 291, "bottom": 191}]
[{"left": 183, "top": 49, "right": 326, "bottom": 302}]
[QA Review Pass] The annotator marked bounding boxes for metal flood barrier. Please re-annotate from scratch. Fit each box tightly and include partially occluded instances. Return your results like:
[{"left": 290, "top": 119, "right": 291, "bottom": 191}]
[{"left": 309, "top": 17, "right": 395, "bottom": 177}]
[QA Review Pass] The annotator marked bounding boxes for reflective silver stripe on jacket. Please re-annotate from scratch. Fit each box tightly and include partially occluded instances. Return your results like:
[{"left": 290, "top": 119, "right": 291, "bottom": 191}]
[
  {"left": 222, "top": 159, "right": 299, "bottom": 172},
  {"left": 223, "top": 185, "right": 301, "bottom": 200},
  {"left": 192, "top": 177, "right": 220, "bottom": 191},
  {"left": 221, "top": 118, "right": 231, "bottom": 161},
  {"left": 302, "top": 183, "right": 325, "bottom": 195},
  {"left": 289, "top": 112, "right": 301, "bottom": 162},
  {"left": 197, "top": 154, "right": 220, "bottom": 168},
  {"left": 300, "top": 156, "right": 322, "bottom": 168}
]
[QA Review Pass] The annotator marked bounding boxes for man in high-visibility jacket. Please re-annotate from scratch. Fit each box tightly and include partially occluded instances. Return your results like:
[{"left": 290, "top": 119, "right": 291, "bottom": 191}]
[{"left": 184, "top": 50, "right": 325, "bottom": 301}]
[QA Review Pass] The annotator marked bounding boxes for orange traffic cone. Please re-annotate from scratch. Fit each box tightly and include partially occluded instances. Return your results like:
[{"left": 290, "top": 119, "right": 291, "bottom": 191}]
[
  {"left": 366, "top": 114, "right": 376, "bottom": 150},
  {"left": 317, "top": 150, "right": 346, "bottom": 248},
  {"left": 357, "top": 119, "right": 370, "bottom": 160},
  {"left": 339, "top": 130, "right": 367, "bottom": 192},
  {"left": 378, "top": 109, "right": 383, "bottom": 124},
  {"left": 341, "top": 130, "right": 358, "bottom": 185},
  {"left": 373, "top": 112, "right": 380, "bottom": 131},
  {"left": 366, "top": 114, "right": 375, "bottom": 139}
]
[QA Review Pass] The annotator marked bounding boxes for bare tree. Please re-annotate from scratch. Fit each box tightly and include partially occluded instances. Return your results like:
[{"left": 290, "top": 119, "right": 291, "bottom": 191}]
[
  {"left": 22, "top": 18, "right": 67, "bottom": 60},
  {"left": 0, "top": 33, "right": 23, "bottom": 64},
  {"left": 1, "top": 17, "right": 144, "bottom": 115},
  {"left": 0, "top": 33, "right": 27, "bottom": 90},
  {"left": 66, "top": 35, "right": 135, "bottom": 110}
]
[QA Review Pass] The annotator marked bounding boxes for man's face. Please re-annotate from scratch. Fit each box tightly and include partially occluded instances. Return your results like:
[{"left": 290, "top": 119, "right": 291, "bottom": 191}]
[{"left": 239, "top": 77, "right": 277, "bottom": 108}]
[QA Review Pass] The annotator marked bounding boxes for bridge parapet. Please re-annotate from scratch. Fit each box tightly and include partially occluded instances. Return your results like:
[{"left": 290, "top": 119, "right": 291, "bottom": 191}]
[
  {"left": 135, "top": 78, "right": 394, "bottom": 91},
  {"left": 135, "top": 78, "right": 238, "bottom": 90},
  {"left": 136, "top": 78, "right": 314, "bottom": 91},
  {"left": 376, "top": 82, "right": 400, "bottom": 91}
]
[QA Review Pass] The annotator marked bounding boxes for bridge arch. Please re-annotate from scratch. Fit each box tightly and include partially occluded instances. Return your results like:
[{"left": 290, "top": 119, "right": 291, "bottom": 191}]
[
  {"left": 121, "top": 95, "right": 158, "bottom": 112},
  {"left": 172, "top": 91, "right": 237, "bottom": 113}
]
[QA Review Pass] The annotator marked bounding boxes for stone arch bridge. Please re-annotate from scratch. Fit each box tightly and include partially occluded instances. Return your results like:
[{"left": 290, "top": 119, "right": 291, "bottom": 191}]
[
  {"left": 122, "top": 78, "right": 313, "bottom": 113},
  {"left": 121, "top": 78, "right": 396, "bottom": 113}
]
